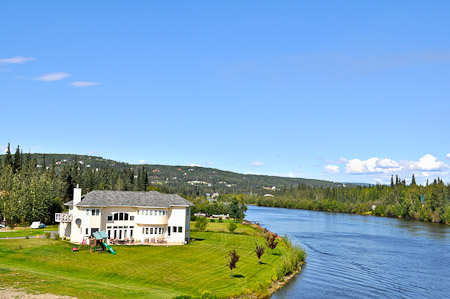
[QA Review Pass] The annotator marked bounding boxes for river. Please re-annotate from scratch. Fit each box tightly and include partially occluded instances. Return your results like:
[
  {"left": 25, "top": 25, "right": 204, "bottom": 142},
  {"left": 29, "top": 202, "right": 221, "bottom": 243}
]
[{"left": 245, "top": 205, "right": 450, "bottom": 299}]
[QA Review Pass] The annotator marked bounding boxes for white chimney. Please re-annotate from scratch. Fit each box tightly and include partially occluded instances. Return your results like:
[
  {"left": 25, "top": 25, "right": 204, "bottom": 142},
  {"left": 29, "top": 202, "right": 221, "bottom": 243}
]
[{"left": 73, "top": 185, "right": 82, "bottom": 205}]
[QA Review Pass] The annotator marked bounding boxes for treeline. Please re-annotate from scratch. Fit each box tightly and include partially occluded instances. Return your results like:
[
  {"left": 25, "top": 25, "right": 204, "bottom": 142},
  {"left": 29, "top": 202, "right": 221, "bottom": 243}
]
[
  {"left": 0, "top": 144, "right": 152, "bottom": 228},
  {"left": 246, "top": 176, "right": 450, "bottom": 224}
]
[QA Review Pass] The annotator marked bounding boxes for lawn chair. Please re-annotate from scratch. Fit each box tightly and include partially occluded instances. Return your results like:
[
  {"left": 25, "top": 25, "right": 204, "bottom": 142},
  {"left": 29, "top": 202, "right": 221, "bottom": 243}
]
[
  {"left": 130, "top": 237, "right": 135, "bottom": 244},
  {"left": 144, "top": 238, "right": 149, "bottom": 244}
]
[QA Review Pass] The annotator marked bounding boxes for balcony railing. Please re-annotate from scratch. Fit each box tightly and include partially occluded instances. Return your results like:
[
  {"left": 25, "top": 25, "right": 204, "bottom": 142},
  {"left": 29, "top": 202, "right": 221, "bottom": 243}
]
[
  {"left": 135, "top": 215, "right": 168, "bottom": 225},
  {"left": 55, "top": 213, "right": 72, "bottom": 223}
]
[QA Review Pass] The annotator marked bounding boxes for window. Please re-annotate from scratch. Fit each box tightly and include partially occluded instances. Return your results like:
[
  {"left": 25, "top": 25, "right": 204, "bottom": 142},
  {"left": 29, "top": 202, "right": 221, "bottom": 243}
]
[
  {"left": 114, "top": 213, "right": 119, "bottom": 221},
  {"left": 159, "top": 211, "right": 162, "bottom": 216},
  {"left": 168, "top": 226, "right": 171, "bottom": 236},
  {"left": 107, "top": 216, "right": 113, "bottom": 221},
  {"left": 142, "top": 227, "right": 145, "bottom": 234},
  {"left": 91, "top": 209, "right": 95, "bottom": 216},
  {"left": 92, "top": 228, "right": 99, "bottom": 233},
  {"left": 130, "top": 226, "right": 134, "bottom": 228},
  {"left": 107, "top": 230, "right": 111, "bottom": 238},
  {"left": 146, "top": 228, "right": 149, "bottom": 234},
  {"left": 86, "top": 209, "right": 89, "bottom": 216},
  {"left": 119, "top": 213, "right": 124, "bottom": 221},
  {"left": 137, "top": 210, "right": 139, "bottom": 215},
  {"left": 96, "top": 209, "right": 100, "bottom": 216},
  {"left": 173, "top": 226, "right": 177, "bottom": 233},
  {"left": 85, "top": 228, "right": 89, "bottom": 235},
  {"left": 150, "top": 228, "right": 153, "bottom": 234},
  {"left": 130, "top": 216, "right": 134, "bottom": 221},
  {"left": 178, "top": 227, "right": 182, "bottom": 233},
  {"left": 130, "top": 229, "right": 133, "bottom": 237},
  {"left": 146, "top": 210, "right": 149, "bottom": 216},
  {"left": 149, "top": 210, "right": 152, "bottom": 216},
  {"left": 107, "top": 226, "right": 112, "bottom": 229},
  {"left": 124, "top": 213, "right": 129, "bottom": 221}
]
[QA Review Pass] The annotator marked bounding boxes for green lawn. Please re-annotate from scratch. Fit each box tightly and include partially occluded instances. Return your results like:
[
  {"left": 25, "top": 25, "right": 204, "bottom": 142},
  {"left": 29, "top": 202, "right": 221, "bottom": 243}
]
[
  {"left": 0, "top": 224, "right": 287, "bottom": 298},
  {"left": 0, "top": 225, "right": 58, "bottom": 238},
  {"left": 191, "top": 221, "right": 259, "bottom": 235}
]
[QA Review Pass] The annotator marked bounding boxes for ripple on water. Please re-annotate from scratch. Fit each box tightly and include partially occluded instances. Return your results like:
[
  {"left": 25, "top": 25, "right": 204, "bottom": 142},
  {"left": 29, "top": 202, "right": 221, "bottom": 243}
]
[{"left": 246, "top": 206, "right": 450, "bottom": 299}]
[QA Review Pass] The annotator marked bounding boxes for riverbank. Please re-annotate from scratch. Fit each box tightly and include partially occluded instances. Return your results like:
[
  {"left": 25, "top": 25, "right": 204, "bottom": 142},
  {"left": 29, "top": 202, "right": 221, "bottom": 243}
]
[
  {"left": 0, "top": 222, "right": 304, "bottom": 298},
  {"left": 247, "top": 198, "right": 450, "bottom": 225}
]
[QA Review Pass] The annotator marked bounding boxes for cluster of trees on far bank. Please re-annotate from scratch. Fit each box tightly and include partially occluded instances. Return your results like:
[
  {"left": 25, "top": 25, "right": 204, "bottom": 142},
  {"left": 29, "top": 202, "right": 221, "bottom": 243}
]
[{"left": 246, "top": 176, "right": 450, "bottom": 224}]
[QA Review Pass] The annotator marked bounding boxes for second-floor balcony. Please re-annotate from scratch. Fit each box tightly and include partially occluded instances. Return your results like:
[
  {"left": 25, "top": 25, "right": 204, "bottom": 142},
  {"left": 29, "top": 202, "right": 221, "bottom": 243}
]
[
  {"left": 135, "top": 215, "right": 168, "bottom": 225},
  {"left": 55, "top": 213, "right": 72, "bottom": 223}
]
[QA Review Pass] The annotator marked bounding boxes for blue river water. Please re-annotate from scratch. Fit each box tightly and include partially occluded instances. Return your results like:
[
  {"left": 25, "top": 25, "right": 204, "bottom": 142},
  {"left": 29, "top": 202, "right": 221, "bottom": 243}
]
[{"left": 245, "top": 205, "right": 450, "bottom": 299}]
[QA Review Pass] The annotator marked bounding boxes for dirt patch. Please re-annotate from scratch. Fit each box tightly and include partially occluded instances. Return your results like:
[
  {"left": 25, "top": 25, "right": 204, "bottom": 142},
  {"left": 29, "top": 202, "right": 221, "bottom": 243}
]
[{"left": 0, "top": 287, "right": 76, "bottom": 299}]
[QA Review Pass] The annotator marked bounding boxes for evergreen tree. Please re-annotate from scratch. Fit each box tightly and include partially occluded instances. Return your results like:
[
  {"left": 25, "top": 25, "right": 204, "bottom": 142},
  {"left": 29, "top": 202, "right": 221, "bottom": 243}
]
[
  {"left": 13, "top": 145, "right": 22, "bottom": 173},
  {"left": 4, "top": 142, "right": 13, "bottom": 169},
  {"left": 390, "top": 175, "right": 394, "bottom": 188},
  {"left": 411, "top": 174, "right": 416, "bottom": 186}
]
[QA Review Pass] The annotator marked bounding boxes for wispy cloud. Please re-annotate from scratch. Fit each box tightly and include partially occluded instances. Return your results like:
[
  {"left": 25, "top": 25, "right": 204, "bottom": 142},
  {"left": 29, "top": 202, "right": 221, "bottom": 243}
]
[
  {"left": 71, "top": 81, "right": 101, "bottom": 87},
  {"left": 34, "top": 72, "right": 70, "bottom": 81},
  {"left": 207, "top": 161, "right": 215, "bottom": 166},
  {"left": 88, "top": 150, "right": 98, "bottom": 155},
  {"left": 324, "top": 165, "right": 339, "bottom": 173},
  {"left": 0, "top": 145, "right": 7, "bottom": 153},
  {"left": 0, "top": 56, "right": 36, "bottom": 64},
  {"left": 250, "top": 161, "right": 264, "bottom": 167},
  {"left": 138, "top": 160, "right": 146, "bottom": 164},
  {"left": 447, "top": 153, "right": 450, "bottom": 160}
]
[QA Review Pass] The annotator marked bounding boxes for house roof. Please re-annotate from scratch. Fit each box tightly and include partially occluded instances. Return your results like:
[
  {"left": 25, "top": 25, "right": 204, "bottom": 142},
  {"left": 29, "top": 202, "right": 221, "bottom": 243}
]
[{"left": 64, "top": 190, "right": 194, "bottom": 208}]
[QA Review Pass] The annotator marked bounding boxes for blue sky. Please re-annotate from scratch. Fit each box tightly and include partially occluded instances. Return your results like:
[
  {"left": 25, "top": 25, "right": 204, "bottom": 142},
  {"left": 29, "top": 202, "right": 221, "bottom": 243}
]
[{"left": 1, "top": 1, "right": 450, "bottom": 184}]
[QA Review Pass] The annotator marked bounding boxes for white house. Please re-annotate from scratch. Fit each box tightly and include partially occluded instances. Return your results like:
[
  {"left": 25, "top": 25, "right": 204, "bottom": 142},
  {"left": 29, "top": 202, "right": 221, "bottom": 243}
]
[{"left": 56, "top": 186, "right": 193, "bottom": 245}]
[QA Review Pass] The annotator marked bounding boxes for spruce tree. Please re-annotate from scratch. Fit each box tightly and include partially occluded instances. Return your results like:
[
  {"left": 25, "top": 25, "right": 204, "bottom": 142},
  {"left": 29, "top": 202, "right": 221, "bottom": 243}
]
[
  {"left": 411, "top": 174, "right": 416, "bottom": 186},
  {"left": 13, "top": 145, "right": 22, "bottom": 173},
  {"left": 4, "top": 142, "right": 13, "bottom": 169}
]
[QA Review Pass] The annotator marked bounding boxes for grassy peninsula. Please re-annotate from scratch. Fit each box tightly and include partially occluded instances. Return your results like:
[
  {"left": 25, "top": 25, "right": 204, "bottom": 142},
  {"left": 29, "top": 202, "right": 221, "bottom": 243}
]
[{"left": 0, "top": 222, "right": 305, "bottom": 298}]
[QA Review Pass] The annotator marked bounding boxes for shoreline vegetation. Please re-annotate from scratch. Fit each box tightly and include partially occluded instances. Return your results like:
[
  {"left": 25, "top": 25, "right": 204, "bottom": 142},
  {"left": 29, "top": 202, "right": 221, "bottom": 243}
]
[
  {"left": 0, "top": 221, "right": 305, "bottom": 299},
  {"left": 230, "top": 177, "right": 450, "bottom": 225}
]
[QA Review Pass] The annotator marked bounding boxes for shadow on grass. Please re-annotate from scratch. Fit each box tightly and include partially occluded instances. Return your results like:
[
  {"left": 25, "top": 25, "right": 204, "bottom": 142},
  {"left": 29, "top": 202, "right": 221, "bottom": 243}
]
[
  {"left": 233, "top": 274, "right": 245, "bottom": 278},
  {"left": 191, "top": 238, "right": 205, "bottom": 242}
]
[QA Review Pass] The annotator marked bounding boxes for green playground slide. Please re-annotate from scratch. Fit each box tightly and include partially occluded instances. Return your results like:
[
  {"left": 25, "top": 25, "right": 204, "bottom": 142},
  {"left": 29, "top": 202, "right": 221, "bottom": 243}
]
[{"left": 102, "top": 242, "right": 116, "bottom": 255}]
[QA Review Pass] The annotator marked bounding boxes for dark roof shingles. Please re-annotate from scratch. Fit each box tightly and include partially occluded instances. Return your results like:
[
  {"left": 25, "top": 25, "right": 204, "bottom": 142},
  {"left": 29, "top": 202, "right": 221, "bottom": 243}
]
[{"left": 65, "top": 190, "right": 193, "bottom": 208}]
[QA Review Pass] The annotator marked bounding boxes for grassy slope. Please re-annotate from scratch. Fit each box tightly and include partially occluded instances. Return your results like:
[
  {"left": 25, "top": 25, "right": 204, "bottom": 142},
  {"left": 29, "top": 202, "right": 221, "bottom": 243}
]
[
  {"left": 0, "top": 225, "right": 58, "bottom": 238},
  {"left": 0, "top": 224, "right": 286, "bottom": 298}
]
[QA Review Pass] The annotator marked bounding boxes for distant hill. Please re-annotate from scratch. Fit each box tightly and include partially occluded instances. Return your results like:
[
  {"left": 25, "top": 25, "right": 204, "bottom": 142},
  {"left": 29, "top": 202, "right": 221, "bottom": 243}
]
[{"left": 0, "top": 153, "right": 344, "bottom": 194}]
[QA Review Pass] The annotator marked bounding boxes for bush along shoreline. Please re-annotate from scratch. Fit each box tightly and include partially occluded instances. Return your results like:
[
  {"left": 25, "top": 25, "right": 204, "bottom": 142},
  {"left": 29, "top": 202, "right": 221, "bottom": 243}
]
[
  {"left": 180, "top": 221, "right": 306, "bottom": 299},
  {"left": 249, "top": 224, "right": 307, "bottom": 298}
]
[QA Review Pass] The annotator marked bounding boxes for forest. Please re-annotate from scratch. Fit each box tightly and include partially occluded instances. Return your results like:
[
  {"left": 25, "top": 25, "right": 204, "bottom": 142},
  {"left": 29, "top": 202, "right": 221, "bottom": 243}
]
[
  {"left": 1, "top": 143, "right": 449, "bottom": 227},
  {"left": 245, "top": 176, "right": 450, "bottom": 224}
]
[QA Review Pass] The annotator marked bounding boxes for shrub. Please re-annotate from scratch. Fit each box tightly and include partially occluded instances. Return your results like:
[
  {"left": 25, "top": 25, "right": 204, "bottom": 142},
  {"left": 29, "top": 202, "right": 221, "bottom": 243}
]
[
  {"left": 255, "top": 243, "right": 265, "bottom": 264},
  {"left": 54, "top": 233, "right": 60, "bottom": 241},
  {"left": 44, "top": 232, "right": 51, "bottom": 239},
  {"left": 218, "top": 217, "right": 223, "bottom": 223},
  {"left": 195, "top": 217, "right": 208, "bottom": 232},
  {"left": 228, "top": 222, "right": 237, "bottom": 233},
  {"left": 276, "top": 245, "right": 307, "bottom": 280},
  {"left": 209, "top": 219, "right": 215, "bottom": 223}
]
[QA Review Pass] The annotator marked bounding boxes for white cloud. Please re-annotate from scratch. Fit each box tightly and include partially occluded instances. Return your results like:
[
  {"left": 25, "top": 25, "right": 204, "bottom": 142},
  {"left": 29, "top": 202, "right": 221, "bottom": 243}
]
[
  {"left": 0, "top": 56, "right": 36, "bottom": 64},
  {"left": 250, "top": 161, "right": 264, "bottom": 167},
  {"left": 343, "top": 154, "right": 448, "bottom": 176},
  {"left": 207, "top": 161, "right": 215, "bottom": 166},
  {"left": 88, "top": 150, "right": 97, "bottom": 155},
  {"left": 71, "top": 81, "right": 101, "bottom": 87},
  {"left": 138, "top": 160, "right": 146, "bottom": 164},
  {"left": 413, "top": 154, "right": 446, "bottom": 171},
  {"left": 0, "top": 145, "right": 7, "bottom": 153},
  {"left": 34, "top": 72, "right": 70, "bottom": 81},
  {"left": 446, "top": 153, "right": 450, "bottom": 160},
  {"left": 324, "top": 165, "right": 339, "bottom": 173}
]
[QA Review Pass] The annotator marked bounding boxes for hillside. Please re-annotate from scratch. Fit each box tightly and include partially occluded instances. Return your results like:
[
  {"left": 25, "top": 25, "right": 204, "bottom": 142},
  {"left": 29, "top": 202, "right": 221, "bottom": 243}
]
[{"left": 0, "top": 153, "right": 342, "bottom": 194}]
